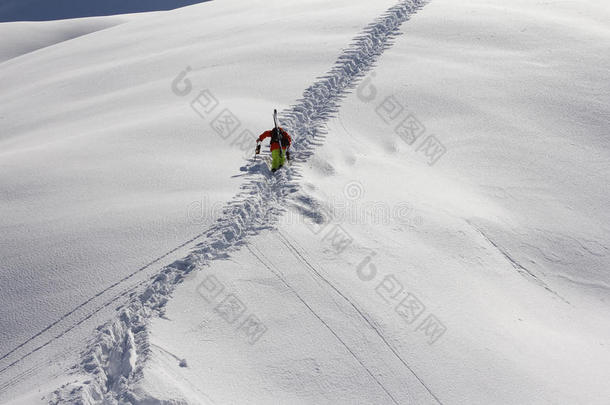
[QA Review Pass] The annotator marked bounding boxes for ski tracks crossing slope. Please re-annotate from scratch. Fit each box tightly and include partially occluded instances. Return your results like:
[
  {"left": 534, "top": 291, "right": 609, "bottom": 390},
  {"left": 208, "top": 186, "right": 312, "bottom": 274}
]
[
  {"left": 246, "top": 243, "right": 402, "bottom": 405},
  {"left": 46, "top": 1, "right": 431, "bottom": 402},
  {"left": 275, "top": 231, "right": 443, "bottom": 404}
]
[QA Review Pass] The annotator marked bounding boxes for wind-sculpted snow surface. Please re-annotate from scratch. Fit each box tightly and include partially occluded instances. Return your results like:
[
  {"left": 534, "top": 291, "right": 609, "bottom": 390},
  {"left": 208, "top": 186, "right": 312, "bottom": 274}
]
[{"left": 51, "top": 1, "right": 428, "bottom": 403}]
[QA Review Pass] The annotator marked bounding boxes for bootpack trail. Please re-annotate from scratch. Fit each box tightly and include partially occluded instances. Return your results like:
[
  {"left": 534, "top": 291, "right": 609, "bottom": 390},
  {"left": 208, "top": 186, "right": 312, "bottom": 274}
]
[{"left": 1, "top": 1, "right": 432, "bottom": 402}]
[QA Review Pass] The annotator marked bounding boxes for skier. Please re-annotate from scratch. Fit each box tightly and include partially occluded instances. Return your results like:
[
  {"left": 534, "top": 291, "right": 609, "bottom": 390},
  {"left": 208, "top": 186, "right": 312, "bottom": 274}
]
[{"left": 255, "top": 123, "right": 292, "bottom": 172}]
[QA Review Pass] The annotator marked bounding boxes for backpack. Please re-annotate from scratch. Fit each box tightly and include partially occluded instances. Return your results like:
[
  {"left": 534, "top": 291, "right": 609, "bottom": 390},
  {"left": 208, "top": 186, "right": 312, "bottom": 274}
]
[{"left": 270, "top": 127, "right": 288, "bottom": 146}]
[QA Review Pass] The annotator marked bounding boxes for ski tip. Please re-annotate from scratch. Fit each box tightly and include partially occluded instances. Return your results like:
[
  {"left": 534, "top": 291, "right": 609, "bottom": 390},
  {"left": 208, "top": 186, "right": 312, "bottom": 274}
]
[{"left": 273, "top": 108, "right": 277, "bottom": 114}]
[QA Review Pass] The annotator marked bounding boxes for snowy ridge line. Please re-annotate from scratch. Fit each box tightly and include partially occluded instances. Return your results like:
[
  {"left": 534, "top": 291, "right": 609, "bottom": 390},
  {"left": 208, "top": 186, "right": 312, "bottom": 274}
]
[
  {"left": 465, "top": 220, "right": 571, "bottom": 305},
  {"left": 52, "top": 1, "right": 428, "bottom": 403},
  {"left": 276, "top": 231, "right": 443, "bottom": 404},
  {"left": 246, "top": 243, "right": 401, "bottom": 405}
]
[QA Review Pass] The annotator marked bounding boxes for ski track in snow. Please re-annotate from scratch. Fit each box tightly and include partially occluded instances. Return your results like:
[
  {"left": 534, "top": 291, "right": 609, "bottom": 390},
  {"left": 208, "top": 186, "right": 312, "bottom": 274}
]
[
  {"left": 40, "top": 1, "right": 432, "bottom": 403},
  {"left": 246, "top": 243, "right": 402, "bottom": 405},
  {"left": 275, "top": 231, "right": 443, "bottom": 404},
  {"left": 0, "top": 231, "right": 206, "bottom": 392},
  {"left": 465, "top": 219, "right": 571, "bottom": 305}
]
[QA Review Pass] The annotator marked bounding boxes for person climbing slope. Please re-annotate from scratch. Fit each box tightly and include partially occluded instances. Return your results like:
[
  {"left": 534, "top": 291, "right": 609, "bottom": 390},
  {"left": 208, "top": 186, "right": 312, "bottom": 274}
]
[{"left": 255, "top": 109, "right": 292, "bottom": 172}]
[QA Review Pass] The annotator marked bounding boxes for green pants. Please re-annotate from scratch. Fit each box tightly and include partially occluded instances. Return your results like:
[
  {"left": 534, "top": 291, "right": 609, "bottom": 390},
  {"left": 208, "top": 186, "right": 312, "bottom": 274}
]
[{"left": 271, "top": 148, "right": 286, "bottom": 170}]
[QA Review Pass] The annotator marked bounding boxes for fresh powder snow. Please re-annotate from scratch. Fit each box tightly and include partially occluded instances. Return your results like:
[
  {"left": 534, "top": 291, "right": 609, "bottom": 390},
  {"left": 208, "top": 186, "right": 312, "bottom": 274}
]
[{"left": 0, "top": 0, "right": 609, "bottom": 404}]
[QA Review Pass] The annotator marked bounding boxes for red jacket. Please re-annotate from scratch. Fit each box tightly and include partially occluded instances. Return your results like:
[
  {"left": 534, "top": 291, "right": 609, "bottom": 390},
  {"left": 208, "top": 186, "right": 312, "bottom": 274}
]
[{"left": 258, "top": 127, "right": 292, "bottom": 151}]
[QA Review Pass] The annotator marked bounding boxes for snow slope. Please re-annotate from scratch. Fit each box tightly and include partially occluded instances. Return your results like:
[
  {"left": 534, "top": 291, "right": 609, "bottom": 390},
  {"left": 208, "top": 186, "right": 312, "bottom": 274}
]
[
  {"left": 0, "top": 16, "right": 139, "bottom": 63},
  {"left": 129, "top": 1, "right": 610, "bottom": 403},
  {"left": 1, "top": 0, "right": 609, "bottom": 404},
  {"left": 0, "top": 0, "right": 412, "bottom": 402}
]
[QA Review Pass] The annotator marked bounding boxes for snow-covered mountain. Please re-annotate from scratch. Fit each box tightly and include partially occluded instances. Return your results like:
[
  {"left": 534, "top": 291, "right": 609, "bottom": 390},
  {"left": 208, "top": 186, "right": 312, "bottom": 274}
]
[{"left": 1, "top": 0, "right": 609, "bottom": 404}]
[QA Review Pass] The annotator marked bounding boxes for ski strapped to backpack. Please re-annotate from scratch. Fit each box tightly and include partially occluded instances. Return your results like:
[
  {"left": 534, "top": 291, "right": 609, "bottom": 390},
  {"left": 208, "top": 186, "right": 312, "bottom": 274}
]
[{"left": 273, "top": 109, "right": 283, "bottom": 150}]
